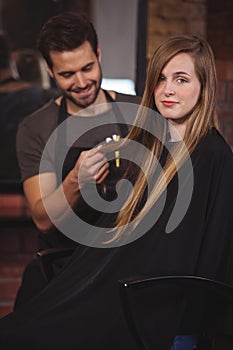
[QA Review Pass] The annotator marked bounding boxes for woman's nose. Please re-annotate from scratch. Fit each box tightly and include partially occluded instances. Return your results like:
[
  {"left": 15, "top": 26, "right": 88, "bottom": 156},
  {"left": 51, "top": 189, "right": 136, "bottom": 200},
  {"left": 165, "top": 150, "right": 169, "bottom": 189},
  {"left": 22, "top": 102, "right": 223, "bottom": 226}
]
[{"left": 164, "top": 82, "right": 175, "bottom": 96}]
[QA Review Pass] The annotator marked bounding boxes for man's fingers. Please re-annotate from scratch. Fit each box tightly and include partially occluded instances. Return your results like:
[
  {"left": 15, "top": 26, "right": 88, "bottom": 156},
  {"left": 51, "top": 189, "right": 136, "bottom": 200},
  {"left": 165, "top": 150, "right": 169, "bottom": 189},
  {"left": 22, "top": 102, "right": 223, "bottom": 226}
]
[
  {"left": 79, "top": 149, "right": 107, "bottom": 168},
  {"left": 95, "top": 162, "right": 110, "bottom": 183}
]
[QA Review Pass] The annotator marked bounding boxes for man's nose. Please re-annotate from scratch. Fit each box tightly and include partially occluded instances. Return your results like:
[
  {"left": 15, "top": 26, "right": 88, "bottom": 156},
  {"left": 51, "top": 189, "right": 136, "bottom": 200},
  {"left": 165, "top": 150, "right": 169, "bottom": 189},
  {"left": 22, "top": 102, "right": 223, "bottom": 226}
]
[{"left": 74, "top": 73, "right": 87, "bottom": 88}]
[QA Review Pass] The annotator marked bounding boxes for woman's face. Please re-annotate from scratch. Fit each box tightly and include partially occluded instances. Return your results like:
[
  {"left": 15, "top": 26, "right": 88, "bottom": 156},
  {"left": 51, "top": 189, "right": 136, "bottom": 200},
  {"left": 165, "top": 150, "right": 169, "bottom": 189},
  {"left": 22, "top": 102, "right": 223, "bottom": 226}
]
[{"left": 154, "top": 53, "right": 201, "bottom": 136}]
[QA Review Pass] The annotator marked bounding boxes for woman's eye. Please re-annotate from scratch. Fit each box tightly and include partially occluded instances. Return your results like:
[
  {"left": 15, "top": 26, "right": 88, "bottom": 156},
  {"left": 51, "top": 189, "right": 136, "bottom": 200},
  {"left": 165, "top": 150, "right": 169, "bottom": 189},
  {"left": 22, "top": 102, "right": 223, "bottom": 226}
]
[
  {"left": 177, "top": 77, "right": 187, "bottom": 84},
  {"left": 158, "top": 75, "right": 165, "bottom": 83}
]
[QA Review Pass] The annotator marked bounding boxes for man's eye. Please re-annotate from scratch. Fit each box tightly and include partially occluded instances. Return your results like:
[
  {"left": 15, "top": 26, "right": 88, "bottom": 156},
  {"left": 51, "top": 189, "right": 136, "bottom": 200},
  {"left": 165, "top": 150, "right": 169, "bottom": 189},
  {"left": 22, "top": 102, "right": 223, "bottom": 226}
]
[
  {"left": 62, "top": 73, "right": 73, "bottom": 78},
  {"left": 83, "top": 65, "right": 93, "bottom": 72}
]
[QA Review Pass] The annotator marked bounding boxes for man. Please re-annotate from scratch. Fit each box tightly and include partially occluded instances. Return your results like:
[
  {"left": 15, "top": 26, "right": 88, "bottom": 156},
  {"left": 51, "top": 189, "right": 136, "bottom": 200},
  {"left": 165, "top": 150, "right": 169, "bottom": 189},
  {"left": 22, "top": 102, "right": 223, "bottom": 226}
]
[
  {"left": 0, "top": 31, "right": 57, "bottom": 181},
  {"left": 15, "top": 12, "right": 141, "bottom": 306}
]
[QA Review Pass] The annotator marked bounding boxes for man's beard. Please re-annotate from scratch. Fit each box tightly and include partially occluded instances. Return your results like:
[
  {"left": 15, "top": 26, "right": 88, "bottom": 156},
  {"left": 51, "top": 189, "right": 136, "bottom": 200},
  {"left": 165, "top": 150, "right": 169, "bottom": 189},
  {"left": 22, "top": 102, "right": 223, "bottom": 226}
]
[{"left": 65, "top": 70, "right": 103, "bottom": 109}]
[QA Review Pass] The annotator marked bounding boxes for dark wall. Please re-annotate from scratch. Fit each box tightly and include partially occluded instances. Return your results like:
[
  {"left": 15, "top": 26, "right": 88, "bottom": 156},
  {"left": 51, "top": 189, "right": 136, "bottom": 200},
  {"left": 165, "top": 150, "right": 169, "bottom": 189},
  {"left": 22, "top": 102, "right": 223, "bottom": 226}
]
[{"left": 1, "top": 0, "right": 90, "bottom": 50}]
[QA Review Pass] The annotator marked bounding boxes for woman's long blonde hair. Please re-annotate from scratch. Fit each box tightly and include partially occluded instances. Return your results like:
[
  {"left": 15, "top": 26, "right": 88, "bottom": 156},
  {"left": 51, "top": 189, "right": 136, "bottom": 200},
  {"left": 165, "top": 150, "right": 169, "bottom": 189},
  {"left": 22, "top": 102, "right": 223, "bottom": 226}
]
[{"left": 107, "top": 35, "right": 219, "bottom": 241}]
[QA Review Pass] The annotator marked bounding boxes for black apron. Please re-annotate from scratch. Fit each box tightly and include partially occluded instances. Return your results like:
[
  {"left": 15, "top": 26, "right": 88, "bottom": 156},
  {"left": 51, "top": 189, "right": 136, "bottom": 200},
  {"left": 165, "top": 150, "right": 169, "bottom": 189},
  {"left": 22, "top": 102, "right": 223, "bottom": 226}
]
[{"left": 14, "top": 91, "right": 131, "bottom": 307}]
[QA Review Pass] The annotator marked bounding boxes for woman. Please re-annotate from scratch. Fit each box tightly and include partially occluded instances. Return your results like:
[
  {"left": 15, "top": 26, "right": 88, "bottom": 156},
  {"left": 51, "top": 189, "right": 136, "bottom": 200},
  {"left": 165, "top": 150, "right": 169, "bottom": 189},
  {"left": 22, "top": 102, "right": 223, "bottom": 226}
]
[
  {"left": 0, "top": 35, "right": 232, "bottom": 350},
  {"left": 103, "top": 34, "right": 233, "bottom": 348},
  {"left": 110, "top": 34, "right": 220, "bottom": 238}
]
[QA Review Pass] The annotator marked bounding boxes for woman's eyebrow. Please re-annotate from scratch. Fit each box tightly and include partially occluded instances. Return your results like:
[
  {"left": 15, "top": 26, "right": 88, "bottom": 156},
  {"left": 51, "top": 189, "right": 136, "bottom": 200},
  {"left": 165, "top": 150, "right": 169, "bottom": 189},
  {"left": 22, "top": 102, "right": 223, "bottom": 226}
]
[{"left": 173, "top": 71, "right": 191, "bottom": 76}]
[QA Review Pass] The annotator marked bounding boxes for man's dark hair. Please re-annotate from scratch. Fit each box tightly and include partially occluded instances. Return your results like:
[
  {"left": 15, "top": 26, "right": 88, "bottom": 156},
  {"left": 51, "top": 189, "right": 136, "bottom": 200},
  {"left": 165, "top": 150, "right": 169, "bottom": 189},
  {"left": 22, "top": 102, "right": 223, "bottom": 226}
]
[
  {"left": 0, "top": 32, "right": 11, "bottom": 70},
  {"left": 37, "top": 12, "right": 98, "bottom": 69}
]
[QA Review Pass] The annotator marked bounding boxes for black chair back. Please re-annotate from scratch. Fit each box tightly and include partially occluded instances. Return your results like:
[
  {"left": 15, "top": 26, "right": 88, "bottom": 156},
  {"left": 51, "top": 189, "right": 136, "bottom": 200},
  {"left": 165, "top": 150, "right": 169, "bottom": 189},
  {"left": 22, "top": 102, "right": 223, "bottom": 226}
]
[{"left": 118, "top": 275, "right": 233, "bottom": 350}]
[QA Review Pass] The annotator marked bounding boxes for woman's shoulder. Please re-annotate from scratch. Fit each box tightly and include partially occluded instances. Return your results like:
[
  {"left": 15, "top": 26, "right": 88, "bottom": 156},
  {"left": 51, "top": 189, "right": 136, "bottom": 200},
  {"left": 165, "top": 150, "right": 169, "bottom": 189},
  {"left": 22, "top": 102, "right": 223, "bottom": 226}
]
[
  {"left": 192, "top": 128, "right": 233, "bottom": 174},
  {"left": 198, "top": 128, "right": 232, "bottom": 156}
]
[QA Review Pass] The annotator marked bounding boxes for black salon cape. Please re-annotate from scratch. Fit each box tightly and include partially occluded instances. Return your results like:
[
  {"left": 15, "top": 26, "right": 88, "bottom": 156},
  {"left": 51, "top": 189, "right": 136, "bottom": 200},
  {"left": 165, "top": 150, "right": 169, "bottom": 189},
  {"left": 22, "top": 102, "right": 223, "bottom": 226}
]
[{"left": 0, "top": 128, "right": 233, "bottom": 349}]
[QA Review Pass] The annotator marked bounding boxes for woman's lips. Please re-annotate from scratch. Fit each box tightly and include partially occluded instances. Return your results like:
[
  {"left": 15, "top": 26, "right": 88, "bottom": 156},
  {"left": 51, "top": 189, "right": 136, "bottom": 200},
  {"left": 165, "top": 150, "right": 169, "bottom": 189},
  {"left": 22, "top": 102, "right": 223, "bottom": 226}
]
[{"left": 162, "top": 101, "right": 178, "bottom": 107}]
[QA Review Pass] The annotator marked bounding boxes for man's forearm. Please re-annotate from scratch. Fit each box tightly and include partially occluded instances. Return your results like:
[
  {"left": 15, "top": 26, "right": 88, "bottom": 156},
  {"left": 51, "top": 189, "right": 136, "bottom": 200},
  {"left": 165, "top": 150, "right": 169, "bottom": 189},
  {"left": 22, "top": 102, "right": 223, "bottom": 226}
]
[{"left": 32, "top": 169, "right": 81, "bottom": 233}]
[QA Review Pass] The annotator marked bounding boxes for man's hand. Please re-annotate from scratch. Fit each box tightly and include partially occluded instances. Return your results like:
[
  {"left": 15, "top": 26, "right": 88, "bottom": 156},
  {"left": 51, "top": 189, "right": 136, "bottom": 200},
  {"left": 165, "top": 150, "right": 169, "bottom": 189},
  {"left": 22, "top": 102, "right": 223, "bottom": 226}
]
[{"left": 74, "top": 146, "right": 110, "bottom": 188}]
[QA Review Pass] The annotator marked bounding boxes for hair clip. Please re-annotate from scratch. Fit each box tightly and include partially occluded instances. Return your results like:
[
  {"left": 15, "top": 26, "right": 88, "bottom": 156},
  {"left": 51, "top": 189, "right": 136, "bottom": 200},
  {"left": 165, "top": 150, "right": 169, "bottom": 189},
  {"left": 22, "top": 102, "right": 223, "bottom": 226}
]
[{"left": 105, "top": 134, "right": 121, "bottom": 167}]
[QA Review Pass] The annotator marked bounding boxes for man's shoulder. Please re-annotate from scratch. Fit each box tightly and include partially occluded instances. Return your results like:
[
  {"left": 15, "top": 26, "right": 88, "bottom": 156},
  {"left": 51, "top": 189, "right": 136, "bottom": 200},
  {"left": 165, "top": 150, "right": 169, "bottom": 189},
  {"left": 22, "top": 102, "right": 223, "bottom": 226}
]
[
  {"left": 105, "top": 89, "right": 141, "bottom": 104},
  {"left": 19, "top": 99, "right": 59, "bottom": 129},
  {"left": 115, "top": 91, "right": 141, "bottom": 104}
]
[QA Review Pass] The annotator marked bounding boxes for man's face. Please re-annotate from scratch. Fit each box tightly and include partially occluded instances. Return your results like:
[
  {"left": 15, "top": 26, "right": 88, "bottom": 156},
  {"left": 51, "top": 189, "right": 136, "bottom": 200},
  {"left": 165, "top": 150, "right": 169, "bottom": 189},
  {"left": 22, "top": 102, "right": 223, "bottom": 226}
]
[{"left": 48, "top": 41, "right": 102, "bottom": 109}]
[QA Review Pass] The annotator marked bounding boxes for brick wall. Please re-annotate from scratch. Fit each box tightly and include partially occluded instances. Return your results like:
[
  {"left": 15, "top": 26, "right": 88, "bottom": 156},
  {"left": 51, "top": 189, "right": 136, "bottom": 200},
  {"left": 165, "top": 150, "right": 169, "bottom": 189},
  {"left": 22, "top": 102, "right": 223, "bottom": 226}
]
[
  {"left": 207, "top": 0, "right": 233, "bottom": 61},
  {"left": 207, "top": 0, "right": 233, "bottom": 149},
  {"left": 216, "top": 61, "right": 233, "bottom": 149},
  {"left": 147, "top": 0, "right": 207, "bottom": 59},
  {"left": 147, "top": 0, "right": 233, "bottom": 149},
  {"left": 0, "top": 194, "right": 38, "bottom": 318}
]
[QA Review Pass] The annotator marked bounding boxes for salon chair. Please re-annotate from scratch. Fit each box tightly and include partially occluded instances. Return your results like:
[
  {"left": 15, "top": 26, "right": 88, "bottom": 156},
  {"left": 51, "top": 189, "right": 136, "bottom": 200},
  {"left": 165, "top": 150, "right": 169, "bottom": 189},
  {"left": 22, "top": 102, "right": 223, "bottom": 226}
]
[{"left": 118, "top": 275, "right": 233, "bottom": 350}]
